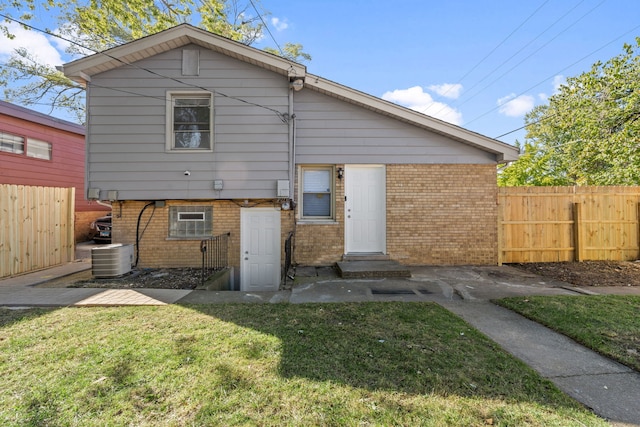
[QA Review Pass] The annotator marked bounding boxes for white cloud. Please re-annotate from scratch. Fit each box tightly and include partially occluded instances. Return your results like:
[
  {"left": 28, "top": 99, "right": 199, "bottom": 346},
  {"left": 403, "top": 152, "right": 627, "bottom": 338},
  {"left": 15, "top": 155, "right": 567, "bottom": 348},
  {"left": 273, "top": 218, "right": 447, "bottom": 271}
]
[
  {"left": 427, "top": 83, "right": 463, "bottom": 99},
  {"left": 497, "top": 93, "right": 535, "bottom": 117},
  {"left": 553, "top": 74, "right": 565, "bottom": 93},
  {"left": 382, "top": 86, "right": 463, "bottom": 125},
  {"left": 271, "top": 17, "right": 289, "bottom": 31},
  {"left": 539, "top": 75, "right": 566, "bottom": 100},
  {"left": 0, "top": 22, "right": 64, "bottom": 67}
]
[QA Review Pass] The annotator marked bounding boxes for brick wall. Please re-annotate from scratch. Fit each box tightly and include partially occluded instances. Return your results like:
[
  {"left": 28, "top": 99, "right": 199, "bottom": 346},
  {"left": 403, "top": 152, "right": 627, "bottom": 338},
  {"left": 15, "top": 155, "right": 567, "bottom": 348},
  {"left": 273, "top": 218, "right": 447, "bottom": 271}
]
[
  {"left": 111, "top": 163, "right": 498, "bottom": 270},
  {"left": 387, "top": 164, "right": 498, "bottom": 265},
  {"left": 293, "top": 165, "right": 345, "bottom": 266},
  {"left": 113, "top": 200, "right": 295, "bottom": 270}
]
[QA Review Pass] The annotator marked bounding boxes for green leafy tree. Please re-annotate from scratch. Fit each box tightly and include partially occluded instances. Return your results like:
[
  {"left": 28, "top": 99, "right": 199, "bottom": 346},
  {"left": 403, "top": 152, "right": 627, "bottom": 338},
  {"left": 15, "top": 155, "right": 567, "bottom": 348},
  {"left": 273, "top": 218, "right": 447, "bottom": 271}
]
[
  {"left": 264, "top": 43, "right": 311, "bottom": 63},
  {"left": 0, "top": 0, "right": 309, "bottom": 123},
  {"left": 498, "top": 38, "right": 640, "bottom": 186}
]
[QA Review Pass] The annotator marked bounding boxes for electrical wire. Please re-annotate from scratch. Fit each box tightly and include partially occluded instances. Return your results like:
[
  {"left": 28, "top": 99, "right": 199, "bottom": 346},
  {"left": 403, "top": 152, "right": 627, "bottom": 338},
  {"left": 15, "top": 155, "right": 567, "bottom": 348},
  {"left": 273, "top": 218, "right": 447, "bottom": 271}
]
[
  {"left": 493, "top": 111, "right": 558, "bottom": 140},
  {"left": 452, "top": 0, "right": 604, "bottom": 115},
  {"left": 247, "top": 0, "right": 283, "bottom": 57},
  {"left": 448, "top": 1, "right": 591, "bottom": 111},
  {"left": 135, "top": 202, "right": 156, "bottom": 267},
  {"left": 468, "top": 21, "right": 640, "bottom": 131},
  {"left": 245, "top": 0, "right": 302, "bottom": 78},
  {"left": 423, "top": 0, "right": 550, "bottom": 107},
  {"left": 0, "top": 12, "right": 289, "bottom": 121}
]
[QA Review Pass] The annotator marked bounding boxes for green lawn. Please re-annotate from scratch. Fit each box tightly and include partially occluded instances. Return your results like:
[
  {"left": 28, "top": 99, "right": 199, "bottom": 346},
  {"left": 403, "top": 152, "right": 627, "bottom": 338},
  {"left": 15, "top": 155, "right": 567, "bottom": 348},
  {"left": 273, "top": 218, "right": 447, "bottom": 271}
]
[
  {"left": 496, "top": 295, "right": 640, "bottom": 372},
  {"left": 0, "top": 302, "right": 605, "bottom": 426}
]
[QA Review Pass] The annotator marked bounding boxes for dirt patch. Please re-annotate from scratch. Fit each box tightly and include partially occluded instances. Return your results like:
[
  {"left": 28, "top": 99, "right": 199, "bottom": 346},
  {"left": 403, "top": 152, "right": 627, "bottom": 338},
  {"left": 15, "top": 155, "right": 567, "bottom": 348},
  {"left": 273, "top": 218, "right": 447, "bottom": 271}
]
[
  {"left": 510, "top": 261, "right": 640, "bottom": 287},
  {"left": 36, "top": 268, "right": 203, "bottom": 290}
]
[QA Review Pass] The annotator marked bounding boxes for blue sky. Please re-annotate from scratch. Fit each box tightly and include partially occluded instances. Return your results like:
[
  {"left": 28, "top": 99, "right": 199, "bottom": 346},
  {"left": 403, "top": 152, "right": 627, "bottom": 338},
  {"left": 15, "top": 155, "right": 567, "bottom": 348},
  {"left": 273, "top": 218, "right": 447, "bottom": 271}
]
[{"left": 2, "top": 0, "right": 640, "bottom": 146}]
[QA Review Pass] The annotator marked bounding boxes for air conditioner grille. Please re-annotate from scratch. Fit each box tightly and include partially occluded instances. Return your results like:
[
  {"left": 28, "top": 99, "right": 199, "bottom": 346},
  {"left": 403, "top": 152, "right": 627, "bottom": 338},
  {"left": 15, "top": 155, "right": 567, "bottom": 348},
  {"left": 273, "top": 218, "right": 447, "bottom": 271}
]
[{"left": 92, "top": 244, "right": 134, "bottom": 278}]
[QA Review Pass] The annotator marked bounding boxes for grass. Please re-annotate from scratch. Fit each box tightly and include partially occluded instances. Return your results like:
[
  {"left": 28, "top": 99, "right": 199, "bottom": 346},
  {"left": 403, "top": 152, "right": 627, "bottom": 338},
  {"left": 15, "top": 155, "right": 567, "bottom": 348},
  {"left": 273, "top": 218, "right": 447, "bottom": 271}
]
[
  {"left": 0, "top": 302, "right": 605, "bottom": 426},
  {"left": 496, "top": 295, "right": 640, "bottom": 372}
]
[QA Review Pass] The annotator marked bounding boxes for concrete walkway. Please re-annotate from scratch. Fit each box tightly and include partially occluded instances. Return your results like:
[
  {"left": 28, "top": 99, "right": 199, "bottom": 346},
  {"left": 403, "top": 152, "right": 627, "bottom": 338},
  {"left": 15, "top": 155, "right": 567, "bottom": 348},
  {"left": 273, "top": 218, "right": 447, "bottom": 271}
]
[{"left": 1, "top": 260, "right": 640, "bottom": 425}]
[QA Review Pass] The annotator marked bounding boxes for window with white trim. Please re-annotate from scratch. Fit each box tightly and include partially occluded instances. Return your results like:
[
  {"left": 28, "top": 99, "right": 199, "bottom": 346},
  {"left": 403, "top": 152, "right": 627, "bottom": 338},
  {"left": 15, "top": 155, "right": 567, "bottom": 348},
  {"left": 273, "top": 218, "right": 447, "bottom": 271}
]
[
  {"left": 166, "top": 92, "right": 213, "bottom": 151},
  {"left": 169, "top": 206, "right": 213, "bottom": 238},
  {"left": 300, "top": 166, "right": 334, "bottom": 220}
]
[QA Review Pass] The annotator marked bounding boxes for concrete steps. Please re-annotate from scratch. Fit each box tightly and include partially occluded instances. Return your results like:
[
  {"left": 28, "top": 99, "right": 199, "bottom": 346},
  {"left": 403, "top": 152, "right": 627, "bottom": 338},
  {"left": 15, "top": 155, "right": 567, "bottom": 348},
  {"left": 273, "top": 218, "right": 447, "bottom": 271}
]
[{"left": 336, "top": 260, "right": 411, "bottom": 279}]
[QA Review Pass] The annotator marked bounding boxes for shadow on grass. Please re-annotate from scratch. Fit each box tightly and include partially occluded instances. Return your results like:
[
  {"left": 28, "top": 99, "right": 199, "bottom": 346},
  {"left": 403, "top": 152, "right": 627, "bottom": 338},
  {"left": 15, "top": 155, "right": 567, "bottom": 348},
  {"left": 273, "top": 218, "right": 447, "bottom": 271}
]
[
  {"left": 0, "top": 307, "right": 58, "bottom": 329},
  {"left": 0, "top": 302, "right": 598, "bottom": 425},
  {"left": 185, "top": 302, "right": 576, "bottom": 408}
]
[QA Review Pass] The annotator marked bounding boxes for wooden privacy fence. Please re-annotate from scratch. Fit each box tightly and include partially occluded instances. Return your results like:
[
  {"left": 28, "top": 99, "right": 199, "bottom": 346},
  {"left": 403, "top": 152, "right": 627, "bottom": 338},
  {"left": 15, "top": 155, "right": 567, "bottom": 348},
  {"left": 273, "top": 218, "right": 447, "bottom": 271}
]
[
  {"left": 0, "top": 184, "right": 75, "bottom": 278},
  {"left": 499, "top": 186, "right": 640, "bottom": 264}
]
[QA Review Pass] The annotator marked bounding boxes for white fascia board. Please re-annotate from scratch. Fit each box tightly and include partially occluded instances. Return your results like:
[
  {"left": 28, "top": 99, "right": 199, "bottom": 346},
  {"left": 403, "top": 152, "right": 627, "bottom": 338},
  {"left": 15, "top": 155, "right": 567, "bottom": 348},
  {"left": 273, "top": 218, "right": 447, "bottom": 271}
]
[
  {"left": 63, "top": 24, "right": 306, "bottom": 82},
  {"left": 305, "top": 74, "right": 519, "bottom": 162}
]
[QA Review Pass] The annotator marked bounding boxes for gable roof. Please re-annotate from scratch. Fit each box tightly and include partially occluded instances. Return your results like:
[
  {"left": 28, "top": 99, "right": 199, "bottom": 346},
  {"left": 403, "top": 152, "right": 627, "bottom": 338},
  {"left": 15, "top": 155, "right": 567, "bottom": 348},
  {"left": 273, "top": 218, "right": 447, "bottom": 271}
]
[
  {"left": 63, "top": 24, "right": 305, "bottom": 84},
  {"left": 63, "top": 24, "right": 518, "bottom": 162}
]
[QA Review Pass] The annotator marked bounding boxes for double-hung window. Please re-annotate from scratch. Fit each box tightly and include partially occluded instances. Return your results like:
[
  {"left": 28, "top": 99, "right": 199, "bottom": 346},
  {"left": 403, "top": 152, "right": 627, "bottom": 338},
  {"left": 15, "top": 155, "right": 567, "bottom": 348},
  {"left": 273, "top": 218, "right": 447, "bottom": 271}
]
[
  {"left": 300, "top": 166, "right": 334, "bottom": 220},
  {"left": 166, "top": 92, "right": 213, "bottom": 151}
]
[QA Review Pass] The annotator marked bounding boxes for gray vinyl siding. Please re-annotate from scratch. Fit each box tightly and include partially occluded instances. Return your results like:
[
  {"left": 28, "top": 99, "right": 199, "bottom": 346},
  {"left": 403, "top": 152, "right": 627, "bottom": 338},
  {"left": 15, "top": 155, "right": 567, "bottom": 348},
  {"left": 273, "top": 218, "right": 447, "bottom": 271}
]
[
  {"left": 86, "top": 44, "right": 289, "bottom": 200},
  {"left": 293, "top": 89, "right": 496, "bottom": 164}
]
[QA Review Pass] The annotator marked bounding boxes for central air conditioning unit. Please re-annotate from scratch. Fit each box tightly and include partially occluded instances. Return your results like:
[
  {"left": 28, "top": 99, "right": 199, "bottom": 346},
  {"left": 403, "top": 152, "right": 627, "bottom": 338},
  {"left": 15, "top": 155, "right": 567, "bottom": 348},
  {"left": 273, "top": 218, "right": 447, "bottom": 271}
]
[{"left": 91, "top": 243, "right": 134, "bottom": 278}]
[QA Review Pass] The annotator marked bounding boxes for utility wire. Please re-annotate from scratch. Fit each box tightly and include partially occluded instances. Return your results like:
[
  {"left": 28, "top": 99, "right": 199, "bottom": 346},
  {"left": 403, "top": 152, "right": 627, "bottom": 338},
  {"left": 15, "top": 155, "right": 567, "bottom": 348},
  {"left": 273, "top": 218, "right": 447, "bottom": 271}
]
[
  {"left": 469, "top": 21, "right": 640, "bottom": 133},
  {"left": 423, "top": 0, "right": 550, "bottom": 107},
  {"left": 0, "top": 12, "right": 289, "bottom": 120},
  {"left": 491, "top": 27, "right": 640, "bottom": 141},
  {"left": 247, "top": 0, "right": 283, "bottom": 57},
  {"left": 246, "top": 0, "right": 302, "bottom": 77},
  {"left": 446, "top": 0, "right": 590, "bottom": 113},
  {"left": 454, "top": 0, "right": 604, "bottom": 114},
  {"left": 493, "top": 113, "right": 557, "bottom": 140}
]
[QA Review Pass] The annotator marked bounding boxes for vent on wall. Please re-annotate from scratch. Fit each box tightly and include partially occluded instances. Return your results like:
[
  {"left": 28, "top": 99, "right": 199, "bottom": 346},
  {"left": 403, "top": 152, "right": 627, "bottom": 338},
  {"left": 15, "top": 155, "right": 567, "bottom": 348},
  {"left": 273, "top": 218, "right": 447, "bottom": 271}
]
[{"left": 91, "top": 244, "right": 134, "bottom": 278}]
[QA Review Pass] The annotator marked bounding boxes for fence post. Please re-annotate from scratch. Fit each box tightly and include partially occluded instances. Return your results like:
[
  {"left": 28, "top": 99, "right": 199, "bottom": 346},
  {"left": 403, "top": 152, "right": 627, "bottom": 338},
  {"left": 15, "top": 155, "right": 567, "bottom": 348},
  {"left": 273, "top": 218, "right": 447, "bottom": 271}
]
[
  {"left": 638, "top": 202, "right": 640, "bottom": 260},
  {"left": 573, "top": 202, "right": 584, "bottom": 262},
  {"left": 66, "top": 187, "right": 75, "bottom": 262},
  {"left": 497, "top": 192, "right": 503, "bottom": 266}
]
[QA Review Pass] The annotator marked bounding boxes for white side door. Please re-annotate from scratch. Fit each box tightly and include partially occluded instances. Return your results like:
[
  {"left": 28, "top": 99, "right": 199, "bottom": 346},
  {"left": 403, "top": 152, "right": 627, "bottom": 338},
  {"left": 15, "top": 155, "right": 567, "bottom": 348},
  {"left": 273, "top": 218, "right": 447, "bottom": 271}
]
[
  {"left": 240, "top": 208, "right": 281, "bottom": 291},
  {"left": 345, "top": 165, "right": 386, "bottom": 254}
]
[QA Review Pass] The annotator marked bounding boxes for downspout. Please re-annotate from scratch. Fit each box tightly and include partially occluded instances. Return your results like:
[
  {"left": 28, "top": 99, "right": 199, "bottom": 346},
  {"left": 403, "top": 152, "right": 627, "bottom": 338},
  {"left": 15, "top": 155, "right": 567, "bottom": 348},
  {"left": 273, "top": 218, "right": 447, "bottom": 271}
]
[
  {"left": 287, "top": 82, "right": 298, "bottom": 280},
  {"left": 288, "top": 86, "right": 295, "bottom": 203}
]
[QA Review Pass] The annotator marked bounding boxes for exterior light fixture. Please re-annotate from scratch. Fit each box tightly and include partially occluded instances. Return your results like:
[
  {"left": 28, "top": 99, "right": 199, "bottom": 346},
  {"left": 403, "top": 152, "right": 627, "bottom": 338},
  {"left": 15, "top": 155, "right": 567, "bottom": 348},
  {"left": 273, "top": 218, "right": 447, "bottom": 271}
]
[
  {"left": 337, "top": 167, "right": 344, "bottom": 180},
  {"left": 290, "top": 78, "right": 304, "bottom": 91}
]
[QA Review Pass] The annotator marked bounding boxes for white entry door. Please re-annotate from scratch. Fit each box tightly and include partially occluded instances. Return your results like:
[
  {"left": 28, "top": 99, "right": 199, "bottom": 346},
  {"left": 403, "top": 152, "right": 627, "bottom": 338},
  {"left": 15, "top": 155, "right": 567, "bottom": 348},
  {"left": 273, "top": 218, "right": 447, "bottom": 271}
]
[
  {"left": 345, "top": 165, "right": 386, "bottom": 254},
  {"left": 240, "top": 208, "right": 281, "bottom": 291}
]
